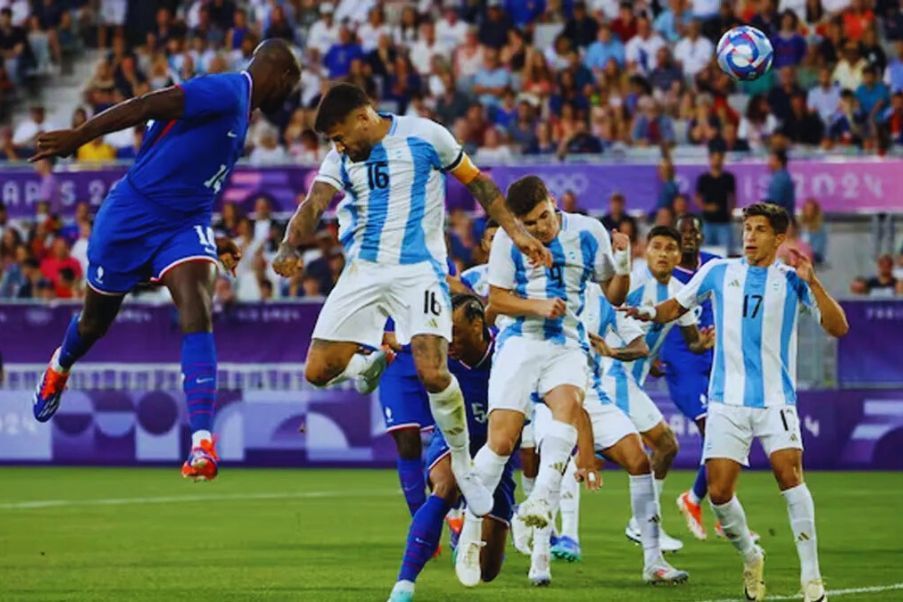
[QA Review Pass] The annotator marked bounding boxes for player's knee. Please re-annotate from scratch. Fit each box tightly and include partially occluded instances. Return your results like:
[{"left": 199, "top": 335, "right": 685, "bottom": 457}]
[
  {"left": 430, "top": 478, "right": 457, "bottom": 502},
  {"left": 416, "top": 364, "right": 451, "bottom": 393},
  {"left": 774, "top": 465, "right": 803, "bottom": 491},
  {"left": 707, "top": 481, "right": 734, "bottom": 505},
  {"left": 624, "top": 451, "right": 651, "bottom": 476},
  {"left": 660, "top": 429, "right": 679, "bottom": 462},
  {"left": 304, "top": 362, "right": 334, "bottom": 388},
  {"left": 489, "top": 435, "right": 517, "bottom": 458}
]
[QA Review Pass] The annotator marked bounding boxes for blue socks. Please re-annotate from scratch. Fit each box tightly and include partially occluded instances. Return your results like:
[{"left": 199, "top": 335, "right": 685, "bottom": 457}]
[
  {"left": 397, "top": 457, "right": 427, "bottom": 516},
  {"left": 398, "top": 495, "right": 451, "bottom": 583},
  {"left": 181, "top": 332, "right": 217, "bottom": 433},
  {"left": 57, "top": 315, "right": 93, "bottom": 370},
  {"left": 692, "top": 464, "right": 708, "bottom": 503}
]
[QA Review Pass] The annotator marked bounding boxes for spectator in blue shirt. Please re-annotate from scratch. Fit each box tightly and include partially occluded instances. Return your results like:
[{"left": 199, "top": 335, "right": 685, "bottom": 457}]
[
  {"left": 886, "top": 41, "right": 903, "bottom": 93},
  {"left": 771, "top": 10, "right": 807, "bottom": 69},
  {"left": 654, "top": 0, "right": 691, "bottom": 43},
  {"left": 855, "top": 65, "right": 891, "bottom": 119},
  {"left": 631, "top": 96, "right": 676, "bottom": 146},
  {"left": 765, "top": 149, "right": 796, "bottom": 217},
  {"left": 478, "top": 1, "right": 513, "bottom": 50},
  {"left": 505, "top": 0, "right": 545, "bottom": 27},
  {"left": 472, "top": 47, "right": 512, "bottom": 109},
  {"left": 583, "top": 23, "right": 625, "bottom": 71},
  {"left": 657, "top": 158, "right": 680, "bottom": 212},
  {"left": 324, "top": 25, "right": 363, "bottom": 78}
]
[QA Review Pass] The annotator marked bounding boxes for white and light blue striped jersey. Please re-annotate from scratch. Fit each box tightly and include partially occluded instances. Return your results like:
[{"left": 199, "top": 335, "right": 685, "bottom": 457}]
[
  {"left": 461, "top": 263, "right": 489, "bottom": 297},
  {"left": 608, "top": 276, "right": 697, "bottom": 386},
  {"left": 489, "top": 212, "right": 616, "bottom": 349},
  {"left": 314, "top": 114, "right": 463, "bottom": 272},
  {"left": 675, "top": 258, "right": 820, "bottom": 408},
  {"left": 581, "top": 284, "right": 646, "bottom": 406}
]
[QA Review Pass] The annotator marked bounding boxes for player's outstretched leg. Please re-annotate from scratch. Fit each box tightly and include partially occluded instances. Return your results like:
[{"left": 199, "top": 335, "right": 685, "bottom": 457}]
[
  {"left": 678, "top": 418, "right": 710, "bottom": 540},
  {"left": 165, "top": 261, "right": 220, "bottom": 481},
  {"left": 771, "top": 449, "right": 825, "bottom": 602},
  {"left": 511, "top": 424, "right": 538, "bottom": 555},
  {"left": 306, "top": 339, "right": 393, "bottom": 394},
  {"left": 551, "top": 456, "right": 581, "bottom": 562},
  {"left": 628, "top": 423, "right": 683, "bottom": 552},
  {"left": 392, "top": 428, "right": 428, "bottom": 516},
  {"left": 708, "top": 458, "right": 765, "bottom": 601},
  {"left": 33, "top": 288, "right": 124, "bottom": 421},
  {"left": 411, "top": 335, "right": 491, "bottom": 517}
]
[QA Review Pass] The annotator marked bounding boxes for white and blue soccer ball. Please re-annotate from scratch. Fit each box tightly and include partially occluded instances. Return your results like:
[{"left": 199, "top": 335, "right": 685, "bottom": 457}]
[{"left": 716, "top": 26, "right": 774, "bottom": 81}]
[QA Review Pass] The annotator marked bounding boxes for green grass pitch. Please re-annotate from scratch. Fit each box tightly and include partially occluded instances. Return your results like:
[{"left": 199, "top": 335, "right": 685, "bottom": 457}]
[{"left": 1, "top": 468, "right": 901, "bottom": 601}]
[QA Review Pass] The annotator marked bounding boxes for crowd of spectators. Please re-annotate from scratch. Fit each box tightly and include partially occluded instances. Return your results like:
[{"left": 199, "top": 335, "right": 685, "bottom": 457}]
[{"left": 3, "top": 0, "right": 903, "bottom": 163}]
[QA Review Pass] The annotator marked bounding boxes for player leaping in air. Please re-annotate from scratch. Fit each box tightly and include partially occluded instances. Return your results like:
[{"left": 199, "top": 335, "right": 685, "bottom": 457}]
[
  {"left": 623, "top": 204, "right": 848, "bottom": 602},
  {"left": 29, "top": 39, "right": 301, "bottom": 481},
  {"left": 271, "top": 83, "right": 551, "bottom": 518}
]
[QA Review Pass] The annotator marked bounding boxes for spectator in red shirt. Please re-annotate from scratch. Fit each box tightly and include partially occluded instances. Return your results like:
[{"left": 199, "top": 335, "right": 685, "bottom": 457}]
[
  {"left": 611, "top": 2, "right": 638, "bottom": 43},
  {"left": 842, "top": 0, "right": 875, "bottom": 42},
  {"left": 40, "top": 236, "right": 82, "bottom": 297}
]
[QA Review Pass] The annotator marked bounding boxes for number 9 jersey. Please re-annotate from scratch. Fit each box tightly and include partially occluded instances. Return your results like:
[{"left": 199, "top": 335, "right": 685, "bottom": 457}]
[{"left": 87, "top": 72, "right": 252, "bottom": 294}]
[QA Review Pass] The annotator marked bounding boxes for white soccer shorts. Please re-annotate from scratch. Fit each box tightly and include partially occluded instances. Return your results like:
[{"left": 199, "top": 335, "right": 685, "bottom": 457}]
[
  {"left": 311, "top": 259, "right": 451, "bottom": 349},
  {"left": 600, "top": 373, "right": 665, "bottom": 434},
  {"left": 488, "top": 337, "right": 589, "bottom": 416},
  {"left": 702, "top": 403, "right": 804, "bottom": 466},
  {"left": 533, "top": 393, "right": 637, "bottom": 453}
]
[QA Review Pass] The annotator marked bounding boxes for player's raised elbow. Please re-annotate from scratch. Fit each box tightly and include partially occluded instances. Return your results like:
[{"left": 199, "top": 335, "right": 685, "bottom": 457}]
[{"left": 824, "top": 318, "right": 849, "bottom": 338}]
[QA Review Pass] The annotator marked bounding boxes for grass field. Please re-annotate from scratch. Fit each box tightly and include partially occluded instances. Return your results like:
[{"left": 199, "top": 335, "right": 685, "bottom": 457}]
[{"left": 1, "top": 468, "right": 901, "bottom": 601}]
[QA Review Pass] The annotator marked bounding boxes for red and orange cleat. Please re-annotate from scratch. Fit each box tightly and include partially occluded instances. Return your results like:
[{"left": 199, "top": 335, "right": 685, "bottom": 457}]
[
  {"left": 181, "top": 438, "right": 220, "bottom": 482},
  {"left": 676, "top": 491, "right": 707, "bottom": 541},
  {"left": 33, "top": 348, "right": 70, "bottom": 423}
]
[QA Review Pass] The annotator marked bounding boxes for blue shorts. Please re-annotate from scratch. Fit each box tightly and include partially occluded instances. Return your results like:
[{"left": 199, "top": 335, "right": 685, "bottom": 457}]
[
  {"left": 425, "top": 430, "right": 517, "bottom": 523},
  {"left": 378, "top": 349, "right": 435, "bottom": 432},
  {"left": 665, "top": 367, "right": 709, "bottom": 423},
  {"left": 86, "top": 179, "right": 219, "bottom": 295}
]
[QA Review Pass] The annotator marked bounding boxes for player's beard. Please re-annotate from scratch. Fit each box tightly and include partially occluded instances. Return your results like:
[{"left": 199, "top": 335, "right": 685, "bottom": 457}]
[{"left": 347, "top": 144, "right": 373, "bottom": 163}]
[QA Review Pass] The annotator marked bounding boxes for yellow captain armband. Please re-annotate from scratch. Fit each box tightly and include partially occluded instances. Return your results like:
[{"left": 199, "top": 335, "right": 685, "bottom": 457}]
[{"left": 449, "top": 153, "right": 480, "bottom": 185}]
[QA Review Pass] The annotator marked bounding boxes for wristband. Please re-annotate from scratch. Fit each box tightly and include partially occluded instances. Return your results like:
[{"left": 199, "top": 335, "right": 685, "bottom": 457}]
[
  {"left": 637, "top": 306, "right": 657, "bottom": 320},
  {"left": 613, "top": 247, "right": 631, "bottom": 276}
]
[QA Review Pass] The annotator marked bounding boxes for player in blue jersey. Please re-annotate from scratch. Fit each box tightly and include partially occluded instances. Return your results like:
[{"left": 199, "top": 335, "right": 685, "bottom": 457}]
[
  {"left": 272, "top": 84, "right": 551, "bottom": 518},
  {"left": 460, "top": 220, "right": 498, "bottom": 300},
  {"left": 454, "top": 176, "right": 632, "bottom": 588},
  {"left": 387, "top": 294, "right": 516, "bottom": 602},
  {"left": 29, "top": 40, "right": 300, "bottom": 481},
  {"left": 663, "top": 214, "right": 721, "bottom": 540},
  {"left": 623, "top": 204, "right": 849, "bottom": 602}
]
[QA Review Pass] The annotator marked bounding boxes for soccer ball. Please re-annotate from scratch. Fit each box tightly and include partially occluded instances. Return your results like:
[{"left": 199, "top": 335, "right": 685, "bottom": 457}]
[{"left": 716, "top": 26, "right": 774, "bottom": 81}]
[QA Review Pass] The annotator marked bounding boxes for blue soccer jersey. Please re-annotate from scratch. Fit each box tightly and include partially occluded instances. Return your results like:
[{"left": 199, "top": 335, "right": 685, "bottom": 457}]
[
  {"left": 127, "top": 72, "right": 252, "bottom": 214},
  {"left": 674, "top": 258, "right": 819, "bottom": 408},
  {"left": 661, "top": 251, "right": 720, "bottom": 374}
]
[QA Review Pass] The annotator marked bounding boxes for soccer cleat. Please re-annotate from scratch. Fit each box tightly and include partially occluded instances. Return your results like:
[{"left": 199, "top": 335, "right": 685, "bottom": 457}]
[
  {"left": 454, "top": 535, "right": 484, "bottom": 587},
  {"left": 355, "top": 347, "right": 394, "bottom": 394},
  {"left": 32, "top": 348, "right": 70, "bottom": 422},
  {"left": 624, "top": 518, "right": 684, "bottom": 553},
  {"left": 456, "top": 470, "right": 493, "bottom": 518},
  {"left": 643, "top": 558, "right": 690, "bottom": 585},
  {"left": 511, "top": 512, "right": 533, "bottom": 555},
  {"left": 803, "top": 578, "right": 827, "bottom": 602},
  {"left": 528, "top": 529, "right": 552, "bottom": 587},
  {"left": 676, "top": 491, "right": 707, "bottom": 540},
  {"left": 550, "top": 535, "right": 581, "bottom": 562},
  {"left": 446, "top": 514, "right": 463, "bottom": 552},
  {"left": 743, "top": 545, "right": 766, "bottom": 601},
  {"left": 516, "top": 496, "right": 553, "bottom": 529},
  {"left": 181, "top": 438, "right": 220, "bottom": 481},
  {"left": 715, "top": 521, "right": 761, "bottom": 543},
  {"left": 387, "top": 580, "right": 415, "bottom": 602}
]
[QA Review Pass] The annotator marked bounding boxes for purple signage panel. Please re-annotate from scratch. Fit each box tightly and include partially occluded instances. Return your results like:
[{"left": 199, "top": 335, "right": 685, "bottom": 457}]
[{"left": 837, "top": 301, "right": 903, "bottom": 386}]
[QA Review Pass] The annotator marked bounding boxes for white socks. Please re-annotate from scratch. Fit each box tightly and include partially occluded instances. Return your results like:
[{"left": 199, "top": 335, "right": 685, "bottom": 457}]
[
  {"left": 324, "top": 353, "right": 369, "bottom": 386},
  {"left": 654, "top": 478, "right": 665, "bottom": 500},
  {"left": 529, "top": 420, "right": 577, "bottom": 504},
  {"left": 461, "top": 506, "right": 483, "bottom": 540},
  {"left": 521, "top": 474, "right": 535, "bottom": 498},
  {"left": 711, "top": 496, "right": 758, "bottom": 561},
  {"left": 559, "top": 457, "right": 580, "bottom": 542},
  {"left": 427, "top": 377, "right": 471, "bottom": 474},
  {"left": 783, "top": 483, "right": 821, "bottom": 584},
  {"left": 473, "top": 445, "right": 509, "bottom": 494},
  {"left": 191, "top": 429, "right": 212, "bottom": 447},
  {"left": 629, "top": 473, "right": 662, "bottom": 568}
]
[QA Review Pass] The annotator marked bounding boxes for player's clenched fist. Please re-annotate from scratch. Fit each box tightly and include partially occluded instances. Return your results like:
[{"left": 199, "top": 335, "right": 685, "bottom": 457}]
[
  {"left": 511, "top": 230, "right": 552, "bottom": 267},
  {"left": 272, "top": 242, "right": 303, "bottom": 277},
  {"left": 536, "top": 298, "right": 566, "bottom": 319}
]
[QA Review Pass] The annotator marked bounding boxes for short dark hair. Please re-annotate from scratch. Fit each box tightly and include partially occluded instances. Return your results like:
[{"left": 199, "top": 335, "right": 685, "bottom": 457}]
[
  {"left": 314, "top": 83, "right": 371, "bottom": 134},
  {"left": 771, "top": 148, "right": 788, "bottom": 167},
  {"left": 743, "top": 203, "right": 790, "bottom": 234},
  {"left": 452, "top": 293, "right": 490, "bottom": 339},
  {"left": 647, "top": 225, "right": 681, "bottom": 246},
  {"left": 506, "top": 175, "right": 550, "bottom": 216}
]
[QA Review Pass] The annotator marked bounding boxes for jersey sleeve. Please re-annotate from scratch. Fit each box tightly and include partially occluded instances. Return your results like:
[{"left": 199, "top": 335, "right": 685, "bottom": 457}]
[
  {"left": 587, "top": 219, "right": 616, "bottom": 283},
  {"left": 313, "top": 149, "right": 344, "bottom": 190},
  {"left": 614, "top": 312, "right": 646, "bottom": 345},
  {"left": 791, "top": 271, "right": 821, "bottom": 322},
  {"left": 487, "top": 231, "right": 516, "bottom": 290},
  {"left": 417, "top": 118, "right": 465, "bottom": 172},
  {"left": 180, "top": 75, "right": 242, "bottom": 120},
  {"left": 675, "top": 260, "right": 721, "bottom": 309},
  {"left": 676, "top": 307, "right": 698, "bottom": 327}
]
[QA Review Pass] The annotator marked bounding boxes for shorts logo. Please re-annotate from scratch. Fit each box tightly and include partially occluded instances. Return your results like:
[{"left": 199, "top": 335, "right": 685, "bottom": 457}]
[{"left": 96, "top": 266, "right": 105, "bottom": 283}]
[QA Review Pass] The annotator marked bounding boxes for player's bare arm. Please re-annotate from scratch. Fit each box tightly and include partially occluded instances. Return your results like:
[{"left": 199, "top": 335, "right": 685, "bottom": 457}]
[
  {"left": 588, "top": 332, "right": 648, "bottom": 361},
  {"left": 620, "top": 298, "right": 690, "bottom": 324},
  {"left": 680, "top": 324, "right": 716, "bottom": 353},
  {"left": 273, "top": 181, "right": 339, "bottom": 277},
  {"left": 488, "top": 285, "right": 565, "bottom": 319},
  {"left": 788, "top": 249, "right": 849, "bottom": 337},
  {"left": 30, "top": 86, "right": 185, "bottom": 162},
  {"left": 603, "top": 229, "right": 631, "bottom": 305},
  {"left": 450, "top": 158, "right": 551, "bottom": 267}
]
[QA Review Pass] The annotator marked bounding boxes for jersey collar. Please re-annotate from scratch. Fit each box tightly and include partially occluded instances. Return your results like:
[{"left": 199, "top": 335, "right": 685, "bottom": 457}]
[
  {"left": 378, "top": 112, "right": 398, "bottom": 136},
  {"left": 241, "top": 70, "right": 253, "bottom": 116},
  {"left": 458, "top": 334, "right": 494, "bottom": 370}
]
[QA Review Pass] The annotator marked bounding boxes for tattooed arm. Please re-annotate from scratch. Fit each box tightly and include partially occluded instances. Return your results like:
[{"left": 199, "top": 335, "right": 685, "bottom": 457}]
[{"left": 272, "top": 181, "right": 339, "bottom": 277}]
